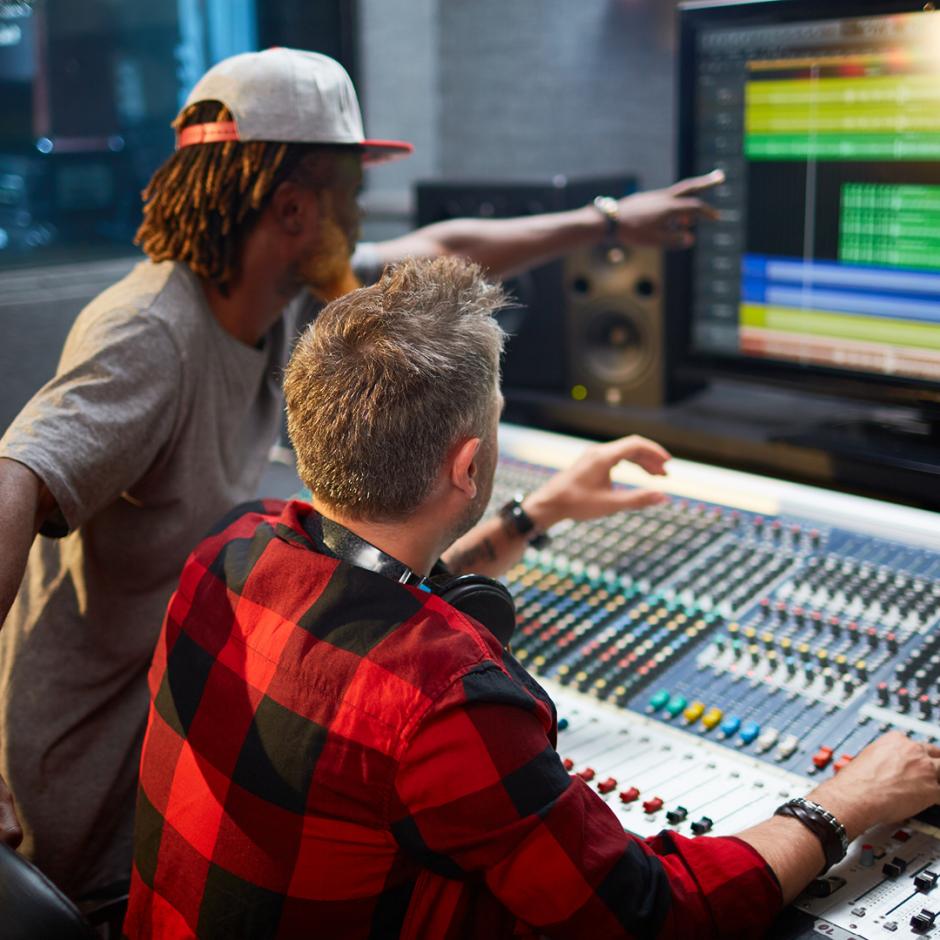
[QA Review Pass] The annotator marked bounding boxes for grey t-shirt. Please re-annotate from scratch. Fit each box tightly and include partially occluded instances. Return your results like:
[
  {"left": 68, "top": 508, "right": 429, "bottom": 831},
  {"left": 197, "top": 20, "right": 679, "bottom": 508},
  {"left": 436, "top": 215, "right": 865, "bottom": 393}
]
[{"left": 0, "top": 248, "right": 380, "bottom": 899}]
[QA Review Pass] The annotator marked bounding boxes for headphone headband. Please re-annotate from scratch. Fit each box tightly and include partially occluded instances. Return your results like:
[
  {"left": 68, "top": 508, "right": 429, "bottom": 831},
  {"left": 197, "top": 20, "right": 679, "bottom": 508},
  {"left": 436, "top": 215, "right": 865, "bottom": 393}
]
[{"left": 316, "top": 514, "right": 516, "bottom": 646}]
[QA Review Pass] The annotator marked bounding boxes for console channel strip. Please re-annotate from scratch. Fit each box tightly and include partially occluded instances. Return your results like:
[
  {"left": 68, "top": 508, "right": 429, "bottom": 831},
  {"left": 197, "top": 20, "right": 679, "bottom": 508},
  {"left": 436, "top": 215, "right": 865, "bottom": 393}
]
[
  {"left": 491, "top": 454, "right": 940, "bottom": 779},
  {"left": 490, "top": 424, "right": 940, "bottom": 940},
  {"left": 549, "top": 682, "right": 940, "bottom": 940}
]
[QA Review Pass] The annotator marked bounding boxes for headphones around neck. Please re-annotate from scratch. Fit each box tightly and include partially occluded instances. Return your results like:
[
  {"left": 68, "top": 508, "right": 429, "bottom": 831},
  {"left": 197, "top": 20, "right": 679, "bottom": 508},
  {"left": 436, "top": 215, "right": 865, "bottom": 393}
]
[{"left": 319, "top": 515, "right": 517, "bottom": 647}]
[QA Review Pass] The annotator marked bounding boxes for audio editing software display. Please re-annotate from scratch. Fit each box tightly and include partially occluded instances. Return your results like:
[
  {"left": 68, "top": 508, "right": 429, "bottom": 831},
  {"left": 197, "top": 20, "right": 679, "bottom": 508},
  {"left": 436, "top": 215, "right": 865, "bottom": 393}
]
[
  {"left": 492, "top": 424, "right": 940, "bottom": 939},
  {"left": 690, "top": 7, "right": 940, "bottom": 385}
]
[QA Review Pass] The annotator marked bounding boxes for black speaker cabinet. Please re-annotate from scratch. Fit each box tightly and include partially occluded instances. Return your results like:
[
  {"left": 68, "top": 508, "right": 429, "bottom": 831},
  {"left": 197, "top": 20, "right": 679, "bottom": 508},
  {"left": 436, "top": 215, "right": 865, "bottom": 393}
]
[
  {"left": 563, "top": 243, "right": 665, "bottom": 407},
  {"left": 415, "top": 176, "right": 637, "bottom": 396}
]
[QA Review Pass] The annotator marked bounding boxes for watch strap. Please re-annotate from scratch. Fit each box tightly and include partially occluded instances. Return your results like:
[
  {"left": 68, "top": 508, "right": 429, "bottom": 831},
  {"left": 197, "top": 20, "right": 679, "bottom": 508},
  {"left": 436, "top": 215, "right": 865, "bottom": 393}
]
[
  {"left": 774, "top": 797, "right": 848, "bottom": 873},
  {"left": 499, "top": 496, "right": 550, "bottom": 548},
  {"left": 592, "top": 195, "right": 620, "bottom": 240}
]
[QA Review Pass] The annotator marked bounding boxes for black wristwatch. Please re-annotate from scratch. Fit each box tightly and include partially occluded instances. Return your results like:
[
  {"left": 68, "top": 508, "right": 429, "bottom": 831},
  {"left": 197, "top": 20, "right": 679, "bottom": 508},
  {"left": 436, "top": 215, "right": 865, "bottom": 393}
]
[
  {"left": 499, "top": 496, "right": 550, "bottom": 549},
  {"left": 774, "top": 797, "right": 849, "bottom": 873}
]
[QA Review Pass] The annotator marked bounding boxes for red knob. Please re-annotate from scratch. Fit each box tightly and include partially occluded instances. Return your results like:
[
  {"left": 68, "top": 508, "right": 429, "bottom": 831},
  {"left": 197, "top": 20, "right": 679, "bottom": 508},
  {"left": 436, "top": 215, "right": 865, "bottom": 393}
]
[
  {"left": 576, "top": 767, "right": 596, "bottom": 782},
  {"left": 642, "top": 797, "right": 664, "bottom": 814},
  {"left": 620, "top": 787, "right": 640, "bottom": 804},
  {"left": 812, "top": 746, "right": 834, "bottom": 769},
  {"left": 597, "top": 777, "right": 617, "bottom": 794}
]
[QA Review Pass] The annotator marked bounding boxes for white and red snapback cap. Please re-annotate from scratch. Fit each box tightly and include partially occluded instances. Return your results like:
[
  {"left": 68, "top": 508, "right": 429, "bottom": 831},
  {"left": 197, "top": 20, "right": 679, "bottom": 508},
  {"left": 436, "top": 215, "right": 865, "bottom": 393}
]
[{"left": 176, "top": 47, "right": 413, "bottom": 165}]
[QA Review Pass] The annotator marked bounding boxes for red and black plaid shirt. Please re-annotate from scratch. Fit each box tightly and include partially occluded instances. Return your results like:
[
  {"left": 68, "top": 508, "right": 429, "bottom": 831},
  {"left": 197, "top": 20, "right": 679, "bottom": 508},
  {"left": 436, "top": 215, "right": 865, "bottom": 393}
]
[{"left": 124, "top": 499, "right": 781, "bottom": 939}]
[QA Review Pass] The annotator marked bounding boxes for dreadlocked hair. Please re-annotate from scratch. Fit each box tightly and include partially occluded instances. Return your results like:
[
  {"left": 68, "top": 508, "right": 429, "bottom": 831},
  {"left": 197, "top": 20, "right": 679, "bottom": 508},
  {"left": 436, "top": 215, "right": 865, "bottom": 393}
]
[{"left": 135, "top": 100, "right": 332, "bottom": 292}]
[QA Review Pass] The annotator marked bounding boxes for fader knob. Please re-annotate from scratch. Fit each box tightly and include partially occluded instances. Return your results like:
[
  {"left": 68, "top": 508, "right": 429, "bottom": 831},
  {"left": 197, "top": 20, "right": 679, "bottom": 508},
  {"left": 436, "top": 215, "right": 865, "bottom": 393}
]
[
  {"left": 776, "top": 735, "right": 799, "bottom": 761},
  {"left": 757, "top": 728, "right": 779, "bottom": 752},
  {"left": 920, "top": 696, "right": 933, "bottom": 720},
  {"left": 833, "top": 754, "right": 854, "bottom": 773},
  {"left": 648, "top": 689, "right": 670, "bottom": 712},
  {"left": 683, "top": 701, "right": 706, "bottom": 724},
  {"left": 720, "top": 716, "right": 742, "bottom": 738},
  {"left": 642, "top": 797, "right": 664, "bottom": 815},
  {"left": 665, "top": 696, "right": 688, "bottom": 718},
  {"left": 666, "top": 806, "right": 688, "bottom": 824},
  {"left": 812, "top": 746, "right": 834, "bottom": 770},
  {"left": 702, "top": 707, "right": 723, "bottom": 731},
  {"left": 620, "top": 787, "right": 640, "bottom": 804}
]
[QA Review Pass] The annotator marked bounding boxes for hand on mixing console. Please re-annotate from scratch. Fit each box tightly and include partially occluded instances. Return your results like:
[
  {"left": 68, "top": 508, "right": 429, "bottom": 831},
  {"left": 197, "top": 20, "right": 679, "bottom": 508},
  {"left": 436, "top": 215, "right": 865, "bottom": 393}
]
[
  {"left": 740, "top": 731, "right": 940, "bottom": 905},
  {"left": 523, "top": 434, "right": 671, "bottom": 530},
  {"left": 808, "top": 731, "right": 940, "bottom": 840}
]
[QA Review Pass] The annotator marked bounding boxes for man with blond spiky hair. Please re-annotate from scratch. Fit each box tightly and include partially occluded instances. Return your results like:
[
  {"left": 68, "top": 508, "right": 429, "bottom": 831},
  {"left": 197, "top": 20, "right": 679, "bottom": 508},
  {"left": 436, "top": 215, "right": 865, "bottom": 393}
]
[
  {"left": 128, "top": 257, "right": 940, "bottom": 939},
  {"left": 0, "top": 47, "right": 721, "bottom": 904}
]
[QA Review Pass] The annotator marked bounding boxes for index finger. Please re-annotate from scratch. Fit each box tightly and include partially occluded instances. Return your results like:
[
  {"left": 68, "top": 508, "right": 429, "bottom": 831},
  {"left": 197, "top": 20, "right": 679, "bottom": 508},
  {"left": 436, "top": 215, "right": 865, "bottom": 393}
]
[
  {"left": 601, "top": 435, "right": 672, "bottom": 476},
  {"left": 670, "top": 169, "right": 726, "bottom": 197}
]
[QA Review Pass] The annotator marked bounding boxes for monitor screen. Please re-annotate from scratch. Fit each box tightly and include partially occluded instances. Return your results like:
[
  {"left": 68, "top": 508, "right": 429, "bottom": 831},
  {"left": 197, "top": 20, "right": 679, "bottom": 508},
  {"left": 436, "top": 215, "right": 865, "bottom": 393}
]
[{"left": 678, "top": 0, "right": 940, "bottom": 393}]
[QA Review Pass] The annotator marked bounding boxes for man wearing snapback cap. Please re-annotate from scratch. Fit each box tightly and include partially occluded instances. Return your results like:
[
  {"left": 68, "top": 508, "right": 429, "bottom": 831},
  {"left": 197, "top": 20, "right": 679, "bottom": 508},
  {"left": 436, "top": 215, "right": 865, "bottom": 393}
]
[{"left": 0, "top": 47, "right": 722, "bottom": 903}]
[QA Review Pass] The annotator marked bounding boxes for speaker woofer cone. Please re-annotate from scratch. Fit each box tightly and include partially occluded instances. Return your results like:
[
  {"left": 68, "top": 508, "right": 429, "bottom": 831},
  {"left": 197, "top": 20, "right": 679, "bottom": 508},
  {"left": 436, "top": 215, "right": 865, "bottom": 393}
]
[{"left": 581, "top": 307, "right": 652, "bottom": 384}]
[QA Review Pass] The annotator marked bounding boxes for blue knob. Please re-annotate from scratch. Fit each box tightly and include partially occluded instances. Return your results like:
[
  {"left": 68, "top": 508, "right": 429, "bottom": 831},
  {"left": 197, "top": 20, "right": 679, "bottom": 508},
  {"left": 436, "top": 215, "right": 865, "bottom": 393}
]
[{"left": 720, "top": 715, "right": 741, "bottom": 737}]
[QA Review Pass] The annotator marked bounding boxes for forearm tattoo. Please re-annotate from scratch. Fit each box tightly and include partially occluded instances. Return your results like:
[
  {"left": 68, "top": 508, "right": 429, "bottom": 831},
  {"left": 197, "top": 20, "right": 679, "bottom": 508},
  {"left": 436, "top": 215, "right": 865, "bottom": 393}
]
[{"left": 448, "top": 537, "right": 497, "bottom": 573}]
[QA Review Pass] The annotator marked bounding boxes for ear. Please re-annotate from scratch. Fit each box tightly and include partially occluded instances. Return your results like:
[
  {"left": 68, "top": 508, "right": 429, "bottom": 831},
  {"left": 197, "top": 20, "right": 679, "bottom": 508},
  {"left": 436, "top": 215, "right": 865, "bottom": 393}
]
[
  {"left": 450, "top": 437, "right": 482, "bottom": 500},
  {"left": 268, "top": 180, "right": 319, "bottom": 237}
]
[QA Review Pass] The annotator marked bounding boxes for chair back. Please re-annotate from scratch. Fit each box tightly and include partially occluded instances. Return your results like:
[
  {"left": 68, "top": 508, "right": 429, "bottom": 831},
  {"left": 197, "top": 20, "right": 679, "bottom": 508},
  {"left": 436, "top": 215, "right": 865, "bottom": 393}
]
[{"left": 0, "top": 843, "right": 96, "bottom": 940}]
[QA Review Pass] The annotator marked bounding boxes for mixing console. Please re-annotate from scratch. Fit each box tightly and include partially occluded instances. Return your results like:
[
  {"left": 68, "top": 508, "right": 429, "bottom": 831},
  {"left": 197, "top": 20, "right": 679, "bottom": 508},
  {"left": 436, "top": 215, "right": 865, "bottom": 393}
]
[{"left": 493, "top": 424, "right": 940, "bottom": 940}]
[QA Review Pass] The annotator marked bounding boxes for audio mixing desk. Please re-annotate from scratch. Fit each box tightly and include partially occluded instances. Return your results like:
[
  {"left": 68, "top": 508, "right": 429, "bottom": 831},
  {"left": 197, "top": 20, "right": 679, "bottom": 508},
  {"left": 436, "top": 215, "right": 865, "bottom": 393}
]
[{"left": 493, "top": 423, "right": 940, "bottom": 940}]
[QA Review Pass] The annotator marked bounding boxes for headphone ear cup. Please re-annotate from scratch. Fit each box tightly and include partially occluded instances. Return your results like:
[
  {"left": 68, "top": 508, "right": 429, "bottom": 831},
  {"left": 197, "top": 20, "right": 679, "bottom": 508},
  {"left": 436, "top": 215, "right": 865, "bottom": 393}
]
[{"left": 433, "top": 574, "right": 517, "bottom": 648}]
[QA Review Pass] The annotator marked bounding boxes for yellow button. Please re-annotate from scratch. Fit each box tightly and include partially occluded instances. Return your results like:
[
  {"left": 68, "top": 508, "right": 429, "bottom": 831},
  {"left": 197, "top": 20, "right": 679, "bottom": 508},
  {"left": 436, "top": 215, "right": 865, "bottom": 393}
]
[
  {"left": 727, "top": 623, "right": 740, "bottom": 636},
  {"left": 743, "top": 626, "right": 757, "bottom": 640},
  {"left": 779, "top": 637, "right": 792, "bottom": 652},
  {"left": 683, "top": 701, "right": 706, "bottom": 723},
  {"left": 817, "top": 649, "right": 828, "bottom": 663},
  {"left": 855, "top": 659, "right": 868, "bottom": 673},
  {"left": 761, "top": 631, "right": 775, "bottom": 647},
  {"left": 702, "top": 707, "right": 723, "bottom": 730}
]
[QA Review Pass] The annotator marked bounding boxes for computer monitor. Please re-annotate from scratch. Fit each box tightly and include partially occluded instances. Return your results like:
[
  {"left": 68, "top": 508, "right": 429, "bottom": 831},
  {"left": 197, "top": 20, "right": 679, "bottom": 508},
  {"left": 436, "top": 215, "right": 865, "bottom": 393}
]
[{"left": 670, "top": 0, "right": 940, "bottom": 409}]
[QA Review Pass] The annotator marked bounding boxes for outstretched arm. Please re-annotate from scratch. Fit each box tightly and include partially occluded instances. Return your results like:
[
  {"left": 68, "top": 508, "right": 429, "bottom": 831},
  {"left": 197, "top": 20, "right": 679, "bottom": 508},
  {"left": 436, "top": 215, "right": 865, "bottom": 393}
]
[
  {"left": 443, "top": 435, "right": 671, "bottom": 577},
  {"left": 372, "top": 171, "right": 724, "bottom": 279}
]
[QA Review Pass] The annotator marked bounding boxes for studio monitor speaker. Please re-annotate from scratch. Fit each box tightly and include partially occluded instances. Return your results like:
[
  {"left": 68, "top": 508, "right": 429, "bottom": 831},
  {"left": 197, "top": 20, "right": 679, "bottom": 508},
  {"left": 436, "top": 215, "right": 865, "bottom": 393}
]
[
  {"left": 415, "top": 176, "right": 689, "bottom": 408},
  {"left": 562, "top": 243, "right": 666, "bottom": 407}
]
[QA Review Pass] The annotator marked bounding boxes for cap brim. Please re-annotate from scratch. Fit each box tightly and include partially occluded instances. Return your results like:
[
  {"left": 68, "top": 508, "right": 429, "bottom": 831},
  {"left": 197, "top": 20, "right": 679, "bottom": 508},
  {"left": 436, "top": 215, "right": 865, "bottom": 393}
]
[{"left": 360, "top": 139, "right": 413, "bottom": 165}]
